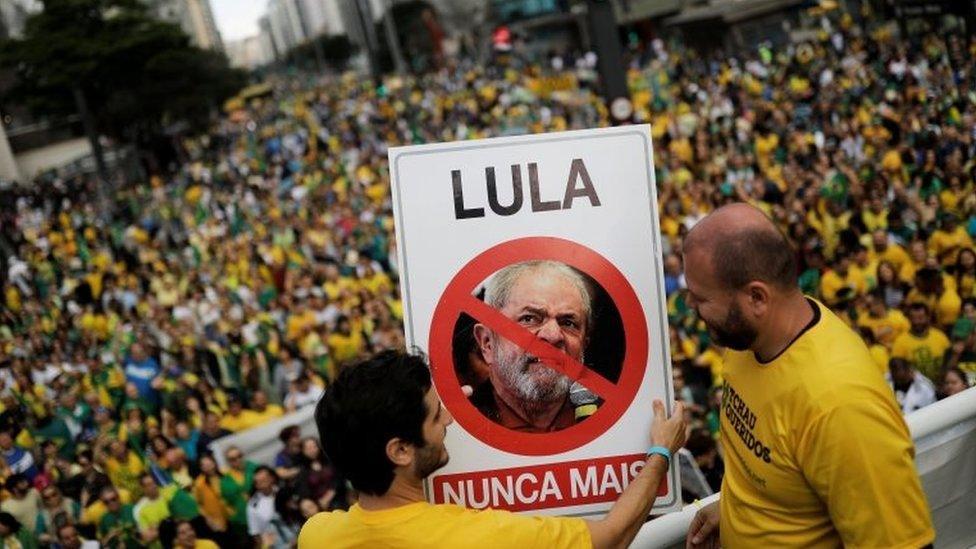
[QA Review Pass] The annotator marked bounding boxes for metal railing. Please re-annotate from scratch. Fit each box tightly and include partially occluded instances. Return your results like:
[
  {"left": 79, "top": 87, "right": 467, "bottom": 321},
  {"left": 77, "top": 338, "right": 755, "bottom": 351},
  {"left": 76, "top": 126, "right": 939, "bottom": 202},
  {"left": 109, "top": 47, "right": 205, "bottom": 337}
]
[{"left": 631, "top": 387, "right": 976, "bottom": 548}]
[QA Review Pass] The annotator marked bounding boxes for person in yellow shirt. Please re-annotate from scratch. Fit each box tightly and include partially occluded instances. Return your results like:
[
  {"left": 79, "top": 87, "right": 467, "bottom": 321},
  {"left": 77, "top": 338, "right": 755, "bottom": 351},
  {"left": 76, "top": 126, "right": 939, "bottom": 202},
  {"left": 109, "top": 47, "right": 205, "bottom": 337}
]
[
  {"left": 898, "top": 239, "right": 929, "bottom": 285},
  {"left": 285, "top": 305, "right": 316, "bottom": 343},
  {"left": 174, "top": 519, "right": 220, "bottom": 549},
  {"left": 326, "top": 316, "right": 365, "bottom": 366},
  {"left": 191, "top": 454, "right": 230, "bottom": 537},
  {"left": 938, "top": 175, "right": 968, "bottom": 215},
  {"left": 857, "top": 289, "right": 910, "bottom": 348},
  {"left": 682, "top": 204, "right": 932, "bottom": 548},
  {"left": 861, "top": 196, "right": 889, "bottom": 232},
  {"left": 851, "top": 244, "right": 878, "bottom": 289},
  {"left": 870, "top": 229, "right": 910, "bottom": 272},
  {"left": 806, "top": 200, "right": 850, "bottom": 258},
  {"left": 928, "top": 214, "right": 973, "bottom": 266},
  {"left": 694, "top": 343, "right": 725, "bottom": 387},
  {"left": 298, "top": 351, "right": 687, "bottom": 549},
  {"left": 859, "top": 327, "right": 891, "bottom": 376},
  {"left": 247, "top": 390, "right": 284, "bottom": 427},
  {"left": 952, "top": 247, "right": 976, "bottom": 298},
  {"left": 905, "top": 267, "right": 962, "bottom": 328},
  {"left": 102, "top": 440, "right": 146, "bottom": 499},
  {"left": 819, "top": 248, "right": 867, "bottom": 306},
  {"left": 218, "top": 395, "right": 261, "bottom": 433},
  {"left": 891, "top": 303, "right": 951, "bottom": 381}
]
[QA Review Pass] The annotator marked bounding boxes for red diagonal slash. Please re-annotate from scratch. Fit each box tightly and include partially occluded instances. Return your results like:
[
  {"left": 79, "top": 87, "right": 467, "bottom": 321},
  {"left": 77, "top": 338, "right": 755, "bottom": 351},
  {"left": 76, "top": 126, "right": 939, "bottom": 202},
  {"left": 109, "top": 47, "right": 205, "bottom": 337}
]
[{"left": 461, "top": 293, "right": 623, "bottom": 402}]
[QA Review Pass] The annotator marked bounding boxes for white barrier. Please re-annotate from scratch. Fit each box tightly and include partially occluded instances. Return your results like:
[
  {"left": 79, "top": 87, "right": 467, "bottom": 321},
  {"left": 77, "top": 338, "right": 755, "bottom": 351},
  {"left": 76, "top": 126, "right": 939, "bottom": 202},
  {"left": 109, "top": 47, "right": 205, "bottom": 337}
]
[
  {"left": 209, "top": 405, "right": 317, "bottom": 470},
  {"left": 631, "top": 387, "right": 976, "bottom": 548}
]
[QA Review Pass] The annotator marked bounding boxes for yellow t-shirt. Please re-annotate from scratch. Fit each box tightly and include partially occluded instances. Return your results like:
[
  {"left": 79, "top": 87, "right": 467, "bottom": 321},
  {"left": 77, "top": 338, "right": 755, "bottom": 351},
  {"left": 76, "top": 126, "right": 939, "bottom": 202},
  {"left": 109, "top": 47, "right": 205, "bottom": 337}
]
[
  {"left": 719, "top": 300, "right": 933, "bottom": 548},
  {"left": 868, "top": 344, "right": 890, "bottom": 376},
  {"left": 928, "top": 227, "right": 973, "bottom": 265},
  {"left": 696, "top": 347, "right": 724, "bottom": 387},
  {"left": 219, "top": 410, "right": 262, "bottom": 433},
  {"left": 285, "top": 310, "right": 316, "bottom": 342},
  {"left": 857, "top": 309, "right": 910, "bottom": 347},
  {"left": 819, "top": 268, "right": 866, "bottom": 304},
  {"left": 249, "top": 405, "right": 284, "bottom": 426},
  {"left": 905, "top": 288, "right": 962, "bottom": 328},
  {"left": 870, "top": 243, "right": 910, "bottom": 271},
  {"left": 106, "top": 452, "right": 146, "bottom": 498},
  {"left": 327, "top": 332, "right": 365, "bottom": 364},
  {"left": 862, "top": 209, "right": 888, "bottom": 232},
  {"left": 891, "top": 329, "right": 951, "bottom": 381},
  {"left": 957, "top": 273, "right": 976, "bottom": 299},
  {"left": 194, "top": 541, "right": 220, "bottom": 549},
  {"left": 298, "top": 502, "right": 590, "bottom": 549}
]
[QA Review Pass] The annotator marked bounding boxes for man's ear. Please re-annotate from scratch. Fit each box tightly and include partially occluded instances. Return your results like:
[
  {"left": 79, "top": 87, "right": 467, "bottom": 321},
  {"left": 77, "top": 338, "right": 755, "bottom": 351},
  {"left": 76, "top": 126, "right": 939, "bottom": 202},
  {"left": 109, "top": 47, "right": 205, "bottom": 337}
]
[
  {"left": 472, "top": 324, "right": 493, "bottom": 360},
  {"left": 745, "top": 281, "right": 771, "bottom": 317},
  {"left": 385, "top": 437, "right": 413, "bottom": 468}
]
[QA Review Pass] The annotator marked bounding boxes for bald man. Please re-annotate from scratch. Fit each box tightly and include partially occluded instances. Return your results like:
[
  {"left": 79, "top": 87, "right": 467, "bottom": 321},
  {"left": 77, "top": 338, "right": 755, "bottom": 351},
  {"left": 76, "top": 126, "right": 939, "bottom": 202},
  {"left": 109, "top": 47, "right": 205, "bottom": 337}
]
[{"left": 683, "top": 204, "right": 933, "bottom": 549}]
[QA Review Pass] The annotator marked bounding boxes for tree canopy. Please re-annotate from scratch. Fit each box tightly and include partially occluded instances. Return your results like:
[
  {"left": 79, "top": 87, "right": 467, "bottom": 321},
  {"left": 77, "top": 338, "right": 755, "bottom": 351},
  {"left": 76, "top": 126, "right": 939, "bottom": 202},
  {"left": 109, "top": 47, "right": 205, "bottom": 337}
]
[{"left": 0, "top": 0, "right": 247, "bottom": 148}]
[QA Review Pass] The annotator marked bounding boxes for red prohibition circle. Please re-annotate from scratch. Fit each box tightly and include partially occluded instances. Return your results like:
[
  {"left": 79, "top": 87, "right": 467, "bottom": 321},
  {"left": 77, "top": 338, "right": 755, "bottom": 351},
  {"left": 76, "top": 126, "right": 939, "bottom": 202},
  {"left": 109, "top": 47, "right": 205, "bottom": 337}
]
[{"left": 429, "top": 236, "right": 649, "bottom": 455}]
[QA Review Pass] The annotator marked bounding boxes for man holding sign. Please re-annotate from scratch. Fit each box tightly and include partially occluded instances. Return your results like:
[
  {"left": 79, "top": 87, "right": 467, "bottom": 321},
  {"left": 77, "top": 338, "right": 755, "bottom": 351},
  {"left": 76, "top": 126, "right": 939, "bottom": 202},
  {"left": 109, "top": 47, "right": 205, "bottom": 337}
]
[{"left": 299, "top": 351, "right": 686, "bottom": 548}]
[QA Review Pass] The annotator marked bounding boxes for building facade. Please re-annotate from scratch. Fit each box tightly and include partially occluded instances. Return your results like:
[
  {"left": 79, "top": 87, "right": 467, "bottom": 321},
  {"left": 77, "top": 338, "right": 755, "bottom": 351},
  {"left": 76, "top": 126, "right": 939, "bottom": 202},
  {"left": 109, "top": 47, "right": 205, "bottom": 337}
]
[{"left": 147, "top": 0, "right": 224, "bottom": 51}]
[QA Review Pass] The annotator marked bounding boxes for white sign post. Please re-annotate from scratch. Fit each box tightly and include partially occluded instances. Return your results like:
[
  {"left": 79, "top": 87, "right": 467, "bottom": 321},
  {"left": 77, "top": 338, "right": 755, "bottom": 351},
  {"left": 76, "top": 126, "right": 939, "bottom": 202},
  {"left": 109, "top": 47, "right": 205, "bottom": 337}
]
[{"left": 389, "top": 125, "right": 678, "bottom": 517}]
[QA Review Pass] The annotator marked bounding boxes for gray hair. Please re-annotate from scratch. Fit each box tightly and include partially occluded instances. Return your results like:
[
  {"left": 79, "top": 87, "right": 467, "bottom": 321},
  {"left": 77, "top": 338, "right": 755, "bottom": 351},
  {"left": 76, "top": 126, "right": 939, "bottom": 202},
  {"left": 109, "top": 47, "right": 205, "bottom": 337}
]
[{"left": 483, "top": 260, "right": 593, "bottom": 331}]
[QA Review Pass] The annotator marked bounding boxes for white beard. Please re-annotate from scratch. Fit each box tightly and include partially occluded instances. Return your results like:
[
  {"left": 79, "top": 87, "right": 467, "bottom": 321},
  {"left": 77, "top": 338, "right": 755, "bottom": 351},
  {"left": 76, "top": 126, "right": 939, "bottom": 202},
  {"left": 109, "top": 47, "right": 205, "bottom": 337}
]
[{"left": 493, "top": 343, "right": 572, "bottom": 407}]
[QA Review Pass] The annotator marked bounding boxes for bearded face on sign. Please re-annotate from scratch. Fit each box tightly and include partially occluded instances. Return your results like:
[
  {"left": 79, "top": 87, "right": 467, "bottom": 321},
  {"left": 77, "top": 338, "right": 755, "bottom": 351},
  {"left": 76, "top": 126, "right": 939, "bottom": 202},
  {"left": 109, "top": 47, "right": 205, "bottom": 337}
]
[
  {"left": 491, "top": 338, "right": 574, "bottom": 411},
  {"left": 472, "top": 261, "right": 592, "bottom": 432}
]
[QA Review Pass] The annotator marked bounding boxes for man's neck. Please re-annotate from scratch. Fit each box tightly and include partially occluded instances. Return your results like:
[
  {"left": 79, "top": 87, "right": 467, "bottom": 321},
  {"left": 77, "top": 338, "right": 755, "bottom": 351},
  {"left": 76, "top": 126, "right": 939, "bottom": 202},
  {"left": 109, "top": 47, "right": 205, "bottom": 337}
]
[
  {"left": 489, "top": 373, "right": 566, "bottom": 430},
  {"left": 752, "top": 293, "right": 816, "bottom": 363},
  {"left": 358, "top": 474, "right": 425, "bottom": 511}
]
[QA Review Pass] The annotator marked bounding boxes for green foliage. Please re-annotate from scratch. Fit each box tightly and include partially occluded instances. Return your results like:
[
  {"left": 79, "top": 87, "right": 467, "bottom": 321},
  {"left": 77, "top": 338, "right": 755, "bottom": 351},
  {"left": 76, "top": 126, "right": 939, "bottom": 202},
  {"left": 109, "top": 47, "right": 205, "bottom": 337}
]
[
  {"left": 285, "top": 34, "right": 357, "bottom": 71},
  {"left": 0, "top": 0, "right": 247, "bottom": 143}
]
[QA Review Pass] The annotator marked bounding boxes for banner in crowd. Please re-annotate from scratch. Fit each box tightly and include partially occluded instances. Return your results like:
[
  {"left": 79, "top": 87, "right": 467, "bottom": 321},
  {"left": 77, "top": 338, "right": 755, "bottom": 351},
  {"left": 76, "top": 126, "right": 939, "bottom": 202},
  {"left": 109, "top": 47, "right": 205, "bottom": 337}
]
[{"left": 389, "top": 125, "right": 678, "bottom": 517}]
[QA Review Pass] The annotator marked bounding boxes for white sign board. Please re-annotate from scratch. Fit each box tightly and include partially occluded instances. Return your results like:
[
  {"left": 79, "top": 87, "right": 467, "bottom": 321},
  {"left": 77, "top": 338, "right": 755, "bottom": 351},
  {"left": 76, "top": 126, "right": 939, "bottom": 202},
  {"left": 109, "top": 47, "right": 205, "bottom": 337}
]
[{"left": 389, "top": 125, "right": 678, "bottom": 517}]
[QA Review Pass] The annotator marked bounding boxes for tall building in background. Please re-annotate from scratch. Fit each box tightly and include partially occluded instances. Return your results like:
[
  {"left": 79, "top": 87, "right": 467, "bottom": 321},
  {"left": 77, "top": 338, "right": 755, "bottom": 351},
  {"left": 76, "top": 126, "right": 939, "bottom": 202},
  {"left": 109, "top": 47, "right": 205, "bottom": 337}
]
[
  {"left": 267, "top": 0, "right": 305, "bottom": 52},
  {"left": 148, "top": 0, "right": 224, "bottom": 51},
  {"left": 258, "top": 15, "right": 282, "bottom": 63},
  {"left": 302, "top": 0, "right": 345, "bottom": 37},
  {"left": 338, "top": 0, "right": 383, "bottom": 51},
  {"left": 225, "top": 35, "right": 274, "bottom": 69}
]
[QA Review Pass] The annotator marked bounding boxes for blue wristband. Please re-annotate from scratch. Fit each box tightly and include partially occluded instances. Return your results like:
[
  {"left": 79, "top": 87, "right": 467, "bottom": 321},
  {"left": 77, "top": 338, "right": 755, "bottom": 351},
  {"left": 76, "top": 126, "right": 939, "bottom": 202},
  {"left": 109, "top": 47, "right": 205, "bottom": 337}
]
[{"left": 647, "top": 446, "right": 671, "bottom": 466}]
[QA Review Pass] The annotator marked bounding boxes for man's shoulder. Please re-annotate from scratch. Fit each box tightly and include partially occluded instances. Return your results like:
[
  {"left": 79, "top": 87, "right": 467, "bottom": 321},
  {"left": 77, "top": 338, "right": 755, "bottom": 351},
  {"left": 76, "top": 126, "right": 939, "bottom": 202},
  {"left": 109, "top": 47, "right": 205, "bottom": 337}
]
[
  {"left": 298, "top": 503, "right": 583, "bottom": 547},
  {"left": 298, "top": 509, "right": 353, "bottom": 544}
]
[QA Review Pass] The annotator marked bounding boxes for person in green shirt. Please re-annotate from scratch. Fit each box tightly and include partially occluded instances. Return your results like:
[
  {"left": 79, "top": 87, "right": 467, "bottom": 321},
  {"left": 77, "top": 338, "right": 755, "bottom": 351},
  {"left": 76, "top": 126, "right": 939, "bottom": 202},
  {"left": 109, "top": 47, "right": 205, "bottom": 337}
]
[
  {"left": 0, "top": 511, "right": 37, "bottom": 549},
  {"left": 55, "top": 390, "right": 92, "bottom": 435},
  {"left": 35, "top": 485, "right": 81, "bottom": 545},
  {"left": 97, "top": 487, "right": 140, "bottom": 549},
  {"left": 31, "top": 411, "right": 75, "bottom": 460},
  {"left": 219, "top": 446, "right": 257, "bottom": 538}
]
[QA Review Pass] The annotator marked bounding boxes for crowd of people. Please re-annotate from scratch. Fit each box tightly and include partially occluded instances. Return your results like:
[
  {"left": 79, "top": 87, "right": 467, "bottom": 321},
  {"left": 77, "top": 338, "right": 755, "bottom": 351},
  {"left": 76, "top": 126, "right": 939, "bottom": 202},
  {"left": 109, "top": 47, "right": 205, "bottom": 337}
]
[{"left": 0, "top": 6, "right": 974, "bottom": 547}]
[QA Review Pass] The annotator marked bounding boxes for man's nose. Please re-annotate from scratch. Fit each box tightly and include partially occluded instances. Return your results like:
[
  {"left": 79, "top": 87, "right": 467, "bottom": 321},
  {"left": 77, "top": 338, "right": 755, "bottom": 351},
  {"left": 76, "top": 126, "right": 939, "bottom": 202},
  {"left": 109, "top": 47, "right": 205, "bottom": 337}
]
[{"left": 534, "top": 318, "right": 565, "bottom": 346}]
